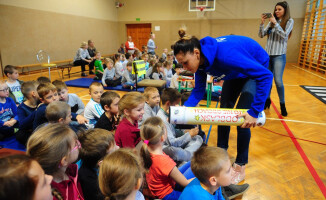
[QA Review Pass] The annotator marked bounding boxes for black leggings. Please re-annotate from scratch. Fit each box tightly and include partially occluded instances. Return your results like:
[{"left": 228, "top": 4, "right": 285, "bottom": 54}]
[
  {"left": 105, "top": 78, "right": 121, "bottom": 87},
  {"left": 73, "top": 60, "right": 89, "bottom": 72}
]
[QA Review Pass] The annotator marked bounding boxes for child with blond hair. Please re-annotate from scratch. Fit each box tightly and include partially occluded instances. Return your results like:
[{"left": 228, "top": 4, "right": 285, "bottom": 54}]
[
  {"left": 115, "top": 92, "right": 145, "bottom": 148},
  {"left": 27, "top": 124, "right": 84, "bottom": 200},
  {"left": 102, "top": 58, "right": 120, "bottom": 87},
  {"left": 140, "top": 117, "right": 194, "bottom": 200},
  {"left": 33, "top": 83, "right": 87, "bottom": 130},
  {"left": 84, "top": 82, "right": 104, "bottom": 128},
  {"left": 138, "top": 87, "right": 160, "bottom": 127},
  {"left": 179, "top": 146, "right": 250, "bottom": 199},
  {"left": 99, "top": 148, "right": 145, "bottom": 200}
]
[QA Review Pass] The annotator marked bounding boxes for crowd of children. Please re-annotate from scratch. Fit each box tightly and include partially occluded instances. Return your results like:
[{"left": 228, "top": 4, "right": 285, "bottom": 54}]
[{"left": 0, "top": 48, "right": 249, "bottom": 200}]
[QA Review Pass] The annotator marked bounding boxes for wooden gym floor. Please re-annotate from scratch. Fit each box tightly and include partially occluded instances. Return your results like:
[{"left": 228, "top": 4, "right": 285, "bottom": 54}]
[{"left": 4, "top": 63, "right": 326, "bottom": 199}]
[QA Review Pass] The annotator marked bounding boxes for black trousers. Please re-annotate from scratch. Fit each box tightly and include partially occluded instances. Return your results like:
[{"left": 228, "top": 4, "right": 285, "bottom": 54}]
[{"left": 73, "top": 60, "right": 89, "bottom": 72}]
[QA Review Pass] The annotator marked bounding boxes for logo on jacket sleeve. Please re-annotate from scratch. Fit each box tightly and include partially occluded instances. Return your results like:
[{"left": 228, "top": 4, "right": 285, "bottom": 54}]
[{"left": 216, "top": 38, "right": 227, "bottom": 42}]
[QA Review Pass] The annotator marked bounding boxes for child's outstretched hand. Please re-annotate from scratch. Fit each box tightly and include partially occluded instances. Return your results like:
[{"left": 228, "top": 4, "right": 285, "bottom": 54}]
[
  {"left": 76, "top": 115, "right": 89, "bottom": 124},
  {"left": 189, "top": 126, "right": 199, "bottom": 137},
  {"left": 3, "top": 119, "right": 17, "bottom": 127}
]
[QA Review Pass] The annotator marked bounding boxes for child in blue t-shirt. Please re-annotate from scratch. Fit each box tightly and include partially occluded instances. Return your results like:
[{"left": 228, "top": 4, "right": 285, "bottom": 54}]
[
  {"left": 179, "top": 147, "right": 248, "bottom": 200},
  {"left": 0, "top": 80, "right": 18, "bottom": 140}
]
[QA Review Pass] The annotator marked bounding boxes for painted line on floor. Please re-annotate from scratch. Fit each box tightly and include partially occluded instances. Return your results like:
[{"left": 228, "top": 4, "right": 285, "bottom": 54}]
[
  {"left": 271, "top": 100, "right": 326, "bottom": 198},
  {"left": 292, "top": 65, "right": 326, "bottom": 81},
  {"left": 266, "top": 118, "right": 326, "bottom": 126}
]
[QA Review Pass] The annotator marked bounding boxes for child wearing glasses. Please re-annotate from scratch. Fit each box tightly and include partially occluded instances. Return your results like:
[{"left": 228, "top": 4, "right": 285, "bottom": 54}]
[
  {"left": 0, "top": 80, "right": 18, "bottom": 140},
  {"left": 27, "top": 123, "right": 84, "bottom": 200}
]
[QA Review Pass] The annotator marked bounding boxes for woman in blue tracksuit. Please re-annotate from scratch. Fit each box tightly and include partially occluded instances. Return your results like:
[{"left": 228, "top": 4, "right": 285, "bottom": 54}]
[{"left": 173, "top": 29, "right": 273, "bottom": 184}]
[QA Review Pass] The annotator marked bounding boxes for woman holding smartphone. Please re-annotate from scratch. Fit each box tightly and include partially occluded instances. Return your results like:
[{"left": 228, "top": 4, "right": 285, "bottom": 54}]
[{"left": 259, "top": 1, "right": 294, "bottom": 116}]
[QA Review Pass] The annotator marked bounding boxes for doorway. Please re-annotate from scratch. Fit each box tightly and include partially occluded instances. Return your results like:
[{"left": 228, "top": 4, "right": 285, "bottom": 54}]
[{"left": 126, "top": 24, "right": 152, "bottom": 52}]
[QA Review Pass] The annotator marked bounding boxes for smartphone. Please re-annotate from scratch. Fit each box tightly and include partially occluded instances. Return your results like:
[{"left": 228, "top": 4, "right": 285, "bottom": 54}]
[{"left": 263, "top": 13, "right": 272, "bottom": 18}]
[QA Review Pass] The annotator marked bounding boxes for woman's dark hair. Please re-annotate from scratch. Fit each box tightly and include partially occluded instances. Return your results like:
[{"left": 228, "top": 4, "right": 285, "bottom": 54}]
[
  {"left": 272, "top": 1, "right": 292, "bottom": 38},
  {"left": 172, "top": 29, "right": 201, "bottom": 56}
]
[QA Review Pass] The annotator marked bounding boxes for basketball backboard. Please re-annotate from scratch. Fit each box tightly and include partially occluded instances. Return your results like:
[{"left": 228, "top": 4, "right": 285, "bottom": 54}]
[{"left": 189, "top": 0, "right": 215, "bottom": 12}]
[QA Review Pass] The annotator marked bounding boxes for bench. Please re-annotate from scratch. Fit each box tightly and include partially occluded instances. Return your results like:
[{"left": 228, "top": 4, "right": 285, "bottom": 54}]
[{"left": 16, "top": 54, "right": 114, "bottom": 79}]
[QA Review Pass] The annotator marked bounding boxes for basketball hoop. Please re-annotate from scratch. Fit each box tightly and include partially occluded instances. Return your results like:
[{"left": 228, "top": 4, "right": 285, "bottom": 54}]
[{"left": 196, "top": 6, "right": 206, "bottom": 18}]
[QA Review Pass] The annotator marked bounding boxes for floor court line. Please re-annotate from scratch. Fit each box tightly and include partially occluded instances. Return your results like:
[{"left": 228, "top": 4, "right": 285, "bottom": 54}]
[
  {"left": 266, "top": 118, "right": 326, "bottom": 126},
  {"left": 271, "top": 100, "right": 326, "bottom": 198},
  {"left": 292, "top": 64, "right": 326, "bottom": 81}
]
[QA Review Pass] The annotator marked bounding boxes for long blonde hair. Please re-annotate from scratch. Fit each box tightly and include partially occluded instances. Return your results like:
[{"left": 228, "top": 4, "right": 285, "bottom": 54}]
[
  {"left": 140, "top": 117, "right": 166, "bottom": 170},
  {"left": 118, "top": 92, "right": 145, "bottom": 116},
  {"left": 99, "top": 148, "right": 143, "bottom": 200},
  {"left": 26, "top": 124, "right": 77, "bottom": 175}
]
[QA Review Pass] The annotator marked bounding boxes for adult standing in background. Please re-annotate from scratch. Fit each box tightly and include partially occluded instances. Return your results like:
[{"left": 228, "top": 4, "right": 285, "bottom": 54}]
[
  {"left": 125, "top": 36, "right": 138, "bottom": 55},
  {"left": 87, "top": 40, "right": 97, "bottom": 75},
  {"left": 73, "top": 42, "right": 93, "bottom": 77},
  {"left": 259, "top": 1, "right": 293, "bottom": 116},
  {"left": 147, "top": 32, "right": 157, "bottom": 55}
]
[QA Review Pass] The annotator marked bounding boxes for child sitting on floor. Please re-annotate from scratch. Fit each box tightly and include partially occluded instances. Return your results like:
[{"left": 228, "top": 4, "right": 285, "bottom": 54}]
[
  {"left": 95, "top": 91, "right": 120, "bottom": 132},
  {"left": 33, "top": 83, "right": 87, "bottom": 130},
  {"left": 52, "top": 80, "right": 85, "bottom": 115},
  {"left": 37, "top": 76, "right": 51, "bottom": 84},
  {"left": 145, "top": 58, "right": 156, "bottom": 79},
  {"left": 16, "top": 81, "right": 39, "bottom": 145},
  {"left": 4, "top": 65, "right": 24, "bottom": 104},
  {"left": 170, "top": 63, "right": 184, "bottom": 89},
  {"left": 99, "top": 148, "right": 145, "bottom": 200},
  {"left": 27, "top": 124, "right": 84, "bottom": 200},
  {"left": 84, "top": 82, "right": 104, "bottom": 128},
  {"left": 45, "top": 101, "right": 72, "bottom": 125},
  {"left": 138, "top": 87, "right": 160, "bottom": 127},
  {"left": 115, "top": 92, "right": 145, "bottom": 148},
  {"left": 163, "top": 60, "right": 175, "bottom": 87},
  {"left": 121, "top": 61, "right": 139, "bottom": 90},
  {"left": 140, "top": 117, "right": 195, "bottom": 200},
  {"left": 102, "top": 58, "right": 120, "bottom": 87},
  {"left": 93, "top": 51, "right": 104, "bottom": 80},
  {"left": 157, "top": 88, "right": 203, "bottom": 162},
  {"left": 0, "top": 80, "right": 18, "bottom": 140},
  {"left": 179, "top": 147, "right": 235, "bottom": 200},
  {"left": 79, "top": 129, "right": 119, "bottom": 200},
  {"left": 150, "top": 62, "right": 166, "bottom": 81}
]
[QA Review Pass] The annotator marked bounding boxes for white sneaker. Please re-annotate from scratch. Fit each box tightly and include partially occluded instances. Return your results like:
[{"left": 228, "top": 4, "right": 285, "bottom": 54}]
[{"left": 231, "top": 163, "right": 245, "bottom": 184}]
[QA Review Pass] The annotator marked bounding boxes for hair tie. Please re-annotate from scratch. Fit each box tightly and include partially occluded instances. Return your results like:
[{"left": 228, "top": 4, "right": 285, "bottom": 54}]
[{"left": 144, "top": 140, "right": 149, "bottom": 145}]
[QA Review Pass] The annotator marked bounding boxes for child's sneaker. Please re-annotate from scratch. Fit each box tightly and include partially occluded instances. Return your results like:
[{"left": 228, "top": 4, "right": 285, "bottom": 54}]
[{"left": 231, "top": 163, "right": 246, "bottom": 184}]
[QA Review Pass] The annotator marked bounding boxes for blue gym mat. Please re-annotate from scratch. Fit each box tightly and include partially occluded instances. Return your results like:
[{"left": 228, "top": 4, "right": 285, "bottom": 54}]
[
  {"left": 65, "top": 78, "right": 145, "bottom": 92},
  {"left": 0, "top": 136, "right": 26, "bottom": 152}
]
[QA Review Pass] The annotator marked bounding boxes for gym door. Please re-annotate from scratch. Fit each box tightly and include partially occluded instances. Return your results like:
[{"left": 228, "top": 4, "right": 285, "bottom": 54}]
[{"left": 126, "top": 24, "right": 152, "bottom": 51}]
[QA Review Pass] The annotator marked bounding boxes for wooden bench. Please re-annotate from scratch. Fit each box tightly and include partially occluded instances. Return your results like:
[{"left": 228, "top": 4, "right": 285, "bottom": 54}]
[{"left": 16, "top": 54, "right": 114, "bottom": 79}]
